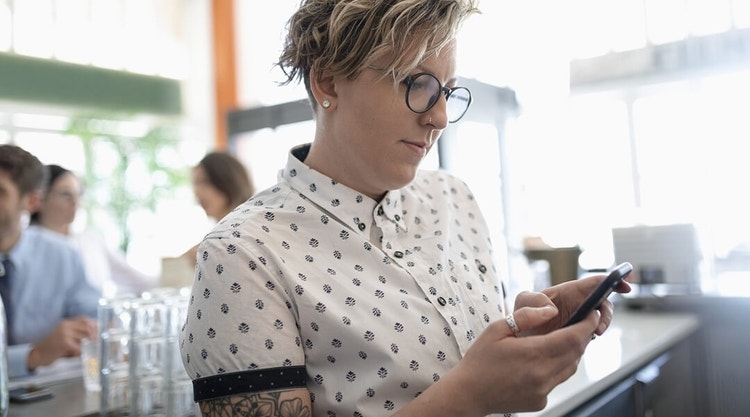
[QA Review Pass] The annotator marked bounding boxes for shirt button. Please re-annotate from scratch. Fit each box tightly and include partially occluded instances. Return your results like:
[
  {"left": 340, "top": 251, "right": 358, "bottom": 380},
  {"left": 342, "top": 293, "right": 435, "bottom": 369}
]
[
  {"left": 358, "top": 223, "right": 366, "bottom": 231},
  {"left": 437, "top": 297, "right": 447, "bottom": 306},
  {"left": 478, "top": 264, "right": 487, "bottom": 273},
  {"left": 394, "top": 251, "right": 404, "bottom": 258}
]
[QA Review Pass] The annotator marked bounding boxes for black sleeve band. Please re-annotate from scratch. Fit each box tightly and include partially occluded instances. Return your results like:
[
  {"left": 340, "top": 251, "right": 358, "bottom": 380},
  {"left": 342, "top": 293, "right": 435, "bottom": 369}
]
[{"left": 192, "top": 365, "right": 307, "bottom": 402}]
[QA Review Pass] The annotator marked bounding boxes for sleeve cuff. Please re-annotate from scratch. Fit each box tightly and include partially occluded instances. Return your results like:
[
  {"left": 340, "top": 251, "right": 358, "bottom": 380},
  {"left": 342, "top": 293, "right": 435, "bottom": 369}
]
[{"left": 8, "top": 343, "right": 34, "bottom": 379}]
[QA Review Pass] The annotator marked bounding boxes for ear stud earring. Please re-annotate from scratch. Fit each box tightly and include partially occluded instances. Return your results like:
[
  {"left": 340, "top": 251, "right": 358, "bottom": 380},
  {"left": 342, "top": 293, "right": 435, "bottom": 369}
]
[{"left": 322, "top": 99, "right": 331, "bottom": 108}]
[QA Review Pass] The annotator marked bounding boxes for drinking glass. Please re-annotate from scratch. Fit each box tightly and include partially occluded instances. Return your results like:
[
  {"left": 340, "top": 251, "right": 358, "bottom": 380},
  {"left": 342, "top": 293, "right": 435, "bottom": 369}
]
[
  {"left": 98, "top": 294, "right": 134, "bottom": 414},
  {"left": 80, "top": 337, "right": 101, "bottom": 392}
]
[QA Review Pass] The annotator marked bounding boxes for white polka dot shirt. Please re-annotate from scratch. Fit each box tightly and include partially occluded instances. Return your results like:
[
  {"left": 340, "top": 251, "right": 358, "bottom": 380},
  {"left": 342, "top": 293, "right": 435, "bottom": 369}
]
[{"left": 180, "top": 144, "right": 509, "bottom": 416}]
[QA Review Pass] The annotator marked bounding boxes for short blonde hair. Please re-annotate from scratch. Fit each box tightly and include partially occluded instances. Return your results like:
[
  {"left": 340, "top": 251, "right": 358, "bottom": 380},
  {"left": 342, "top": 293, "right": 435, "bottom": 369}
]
[{"left": 277, "top": 0, "right": 480, "bottom": 110}]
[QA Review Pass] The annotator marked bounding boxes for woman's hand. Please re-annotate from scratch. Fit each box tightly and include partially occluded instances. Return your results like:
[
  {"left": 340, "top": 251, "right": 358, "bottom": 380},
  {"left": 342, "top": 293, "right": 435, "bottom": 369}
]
[
  {"left": 514, "top": 274, "right": 632, "bottom": 336},
  {"left": 393, "top": 302, "right": 603, "bottom": 417}
]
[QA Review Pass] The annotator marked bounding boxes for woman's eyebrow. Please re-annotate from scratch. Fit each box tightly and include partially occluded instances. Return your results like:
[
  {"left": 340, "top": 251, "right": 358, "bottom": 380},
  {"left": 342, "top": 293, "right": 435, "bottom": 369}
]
[{"left": 414, "top": 64, "right": 458, "bottom": 84}]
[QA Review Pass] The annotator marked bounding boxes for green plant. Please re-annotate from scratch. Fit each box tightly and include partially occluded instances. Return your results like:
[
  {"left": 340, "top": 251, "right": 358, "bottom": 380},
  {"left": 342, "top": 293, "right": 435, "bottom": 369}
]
[{"left": 66, "top": 114, "right": 190, "bottom": 253}]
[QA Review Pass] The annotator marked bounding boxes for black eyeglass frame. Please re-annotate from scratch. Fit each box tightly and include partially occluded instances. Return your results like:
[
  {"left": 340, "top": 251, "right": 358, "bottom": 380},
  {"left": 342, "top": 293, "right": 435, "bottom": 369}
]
[
  {"left": 367, "top": 66, "right": 472, "bottom": 123},
  {"left": 402, "top": 72, "right": 472, "bottom": 123}
]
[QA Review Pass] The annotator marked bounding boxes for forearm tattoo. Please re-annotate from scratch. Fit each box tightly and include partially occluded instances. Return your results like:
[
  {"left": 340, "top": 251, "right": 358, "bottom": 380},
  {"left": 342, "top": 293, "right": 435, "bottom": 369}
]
[{"left": 200, "top": 391, "right": 311, "bottom": 417}]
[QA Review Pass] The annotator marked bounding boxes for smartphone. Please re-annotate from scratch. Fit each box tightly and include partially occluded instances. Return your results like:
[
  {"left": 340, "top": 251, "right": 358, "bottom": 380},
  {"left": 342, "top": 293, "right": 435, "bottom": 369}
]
[
  {"left": 9, "top": 386, "right": 54, "bottom": 403},
  {"left": 563, "top": 262, "right": 632, "bottom": 327}
]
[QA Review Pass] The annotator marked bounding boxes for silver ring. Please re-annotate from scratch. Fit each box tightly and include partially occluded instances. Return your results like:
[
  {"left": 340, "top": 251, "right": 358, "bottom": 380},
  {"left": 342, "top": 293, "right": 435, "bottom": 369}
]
[{"left": 505, "top": 314, "right": 519, "bottom": 337}]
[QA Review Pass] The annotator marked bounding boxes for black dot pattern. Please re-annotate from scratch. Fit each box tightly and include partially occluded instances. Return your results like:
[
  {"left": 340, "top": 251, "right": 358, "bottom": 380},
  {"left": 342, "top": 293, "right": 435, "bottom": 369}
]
[
  {"left": 192, "top": 366, "right": 307, "bottom": 401},
  {"left": 180, "top": 144, "right": 508, "bottom": 416}
]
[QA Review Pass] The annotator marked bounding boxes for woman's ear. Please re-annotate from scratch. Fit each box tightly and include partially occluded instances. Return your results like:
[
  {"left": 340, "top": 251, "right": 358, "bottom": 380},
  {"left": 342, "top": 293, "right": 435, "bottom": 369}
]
[{"left": 309, "top": 64, "right": 337, "bottom": 110}]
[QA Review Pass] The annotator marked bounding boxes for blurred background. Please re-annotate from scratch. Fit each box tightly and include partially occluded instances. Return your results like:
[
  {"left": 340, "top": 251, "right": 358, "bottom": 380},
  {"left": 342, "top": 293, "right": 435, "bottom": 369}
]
[{"left": 1, "top": 0, "right": 748, "bottom": 294}]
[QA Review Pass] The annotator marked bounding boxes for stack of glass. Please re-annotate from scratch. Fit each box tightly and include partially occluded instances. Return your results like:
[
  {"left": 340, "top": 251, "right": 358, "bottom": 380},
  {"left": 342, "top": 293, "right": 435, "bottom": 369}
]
[
  {"left": 98, "top": 293, "right": 133, "bottom": 415},
  {"left": 0, "top": 297, "right": 9, "bottom": 417},
  {"left": 98, "top": 288, "right": 196, "bottom": 416}
]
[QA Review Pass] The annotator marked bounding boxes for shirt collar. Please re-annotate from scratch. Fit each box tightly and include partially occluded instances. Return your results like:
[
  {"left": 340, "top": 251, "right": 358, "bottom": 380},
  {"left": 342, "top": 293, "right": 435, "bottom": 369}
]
[
  {"left": 281, "top": 144, "right": 407, "bottom": 235},
  {"left": 4, "top": 225, "right": 33, "bottom": 267}
]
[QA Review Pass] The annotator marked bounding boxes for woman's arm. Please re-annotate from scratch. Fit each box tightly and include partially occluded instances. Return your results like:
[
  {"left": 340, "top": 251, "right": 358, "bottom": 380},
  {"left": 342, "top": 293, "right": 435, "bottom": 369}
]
[{"left": 199, "top": 388, "right": 312, "bottom": 417}]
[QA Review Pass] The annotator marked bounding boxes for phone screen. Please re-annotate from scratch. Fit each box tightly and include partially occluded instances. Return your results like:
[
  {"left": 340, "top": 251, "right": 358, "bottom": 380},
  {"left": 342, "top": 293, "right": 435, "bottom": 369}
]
[{"left": 563, "top": 262, "right": 632, "bottom": 327}]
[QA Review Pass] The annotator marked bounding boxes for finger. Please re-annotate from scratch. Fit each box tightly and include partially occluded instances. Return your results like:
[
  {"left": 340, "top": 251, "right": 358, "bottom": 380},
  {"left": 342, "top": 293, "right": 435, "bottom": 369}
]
[
  {"left": 511, "top": 305, "right": 559, "bottom": 336},
  {"left": 67, "top": 324, "right": 95, "bottom": 343},
  {"left": 614, "top": 279, "right": 632, "bottom": 294},
  {"left": 514, "top": 290, "right": 555, "bottom": 310},
  {"left": 83, "top": 319, "right": 99, "bottom": 339},
  {"left": 72, "top": 315, "right": 96, "bottom": 326},
  {"left": 504, "top": 314, "right": 520, "bottom": 337},
  {"left": 574, "top": 309, "right": 602, "bottom": 343},
  {"left": 69, "top": 316, "right": 96, "bottom": 332},
  {"left": 594, "top": 300, "right": 614, "bottom": 335}
]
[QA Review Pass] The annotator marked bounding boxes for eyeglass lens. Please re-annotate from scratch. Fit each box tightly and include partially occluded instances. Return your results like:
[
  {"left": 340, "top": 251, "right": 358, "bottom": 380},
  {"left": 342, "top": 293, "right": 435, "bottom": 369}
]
[{"left": 406, "top": 73, "right": 471, "bottom": 123}]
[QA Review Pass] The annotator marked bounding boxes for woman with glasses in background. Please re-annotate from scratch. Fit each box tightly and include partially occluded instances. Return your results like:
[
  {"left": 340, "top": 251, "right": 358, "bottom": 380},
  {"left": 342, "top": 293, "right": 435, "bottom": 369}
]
[
  {"left": 179, "top": 1, "right": 630, "bottom": 416},
  {"left": 30, "top": 164, "right": 157, "bottom": 297}
]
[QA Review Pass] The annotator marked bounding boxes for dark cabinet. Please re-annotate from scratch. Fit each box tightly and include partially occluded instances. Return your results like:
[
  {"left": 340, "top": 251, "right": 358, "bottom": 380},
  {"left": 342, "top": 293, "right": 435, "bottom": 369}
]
[
  {"left": 566, "top": 337, "right": 696, "bottom": 417},
  {"left": 635, "top": 342, "right": 695, "bottom": 417},
  {"left": 623, "top": 296, "right": 750, "bottom": 416},
  {"left": 568, "top": 377, "right": 638, "bottom": 417}
]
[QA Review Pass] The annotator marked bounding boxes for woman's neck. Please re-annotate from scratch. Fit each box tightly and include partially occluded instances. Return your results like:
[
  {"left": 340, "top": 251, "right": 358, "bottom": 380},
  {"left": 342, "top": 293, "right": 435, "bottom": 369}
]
[{"left": 38, "top": 219, "right": 70, "bottom": 236}]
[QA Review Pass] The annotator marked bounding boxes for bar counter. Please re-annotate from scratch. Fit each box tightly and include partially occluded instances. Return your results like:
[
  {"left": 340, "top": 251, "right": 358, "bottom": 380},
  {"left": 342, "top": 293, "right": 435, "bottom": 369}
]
[
  {"left": 519, "top": 308, "right": 700, "bottom": 417},
  {"left": 8, "top": 307, "right": 700, "bottom": 417}
]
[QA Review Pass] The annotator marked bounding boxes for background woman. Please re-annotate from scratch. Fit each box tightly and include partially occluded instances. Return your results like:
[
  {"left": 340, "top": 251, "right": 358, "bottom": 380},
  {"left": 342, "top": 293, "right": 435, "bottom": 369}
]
[
  {"left": 30, "top": 164, "right": 156, "bottom": 297},
  {"left": 190, "top": 151, "right": 255, "bottom": 223},
  {"left": 178, "top": 151, "right": 255, "bottom": 268}
]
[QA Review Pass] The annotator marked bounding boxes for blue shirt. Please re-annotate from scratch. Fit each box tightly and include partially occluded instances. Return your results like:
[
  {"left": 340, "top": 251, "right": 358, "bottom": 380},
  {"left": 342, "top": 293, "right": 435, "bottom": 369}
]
[{"left": 5, "top": 225, "right": 101, "bottom": 377}]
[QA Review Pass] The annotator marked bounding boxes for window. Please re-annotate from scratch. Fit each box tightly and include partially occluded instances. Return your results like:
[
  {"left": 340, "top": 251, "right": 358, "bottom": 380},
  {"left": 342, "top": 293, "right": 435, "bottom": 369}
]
[
  {"left": 633, "top": 72, "right": 750, "bottom": 263},
  {"left": 6, "top": 1, "right": 745, "bottom": 289},
  {"left": 558, "top": 0, "right": 750, "bottom": 289},
  {"left": 0, "top": 0, "right": 212, "bottom": 276},
  {"left": 233, "top": 1, "right": 750, "bottom": 293},
  {"left": 555, "top": 70, "right": 750, "bottom": 271},
  {"left": 2, "top": 111, "right": 207, "bottom": 275}
]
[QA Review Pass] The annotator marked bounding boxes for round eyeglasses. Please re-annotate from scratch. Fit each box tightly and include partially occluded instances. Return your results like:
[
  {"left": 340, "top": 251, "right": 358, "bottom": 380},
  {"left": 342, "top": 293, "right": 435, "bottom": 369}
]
[{"left": 403, "top": 73, "right": 472, "bottom": 123}]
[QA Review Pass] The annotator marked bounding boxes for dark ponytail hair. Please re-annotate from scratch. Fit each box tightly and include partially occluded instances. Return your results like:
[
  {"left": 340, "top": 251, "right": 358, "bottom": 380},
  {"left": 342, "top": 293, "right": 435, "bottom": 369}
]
[{"left": 29, "top": 164, "right": 72, "bottom": 224}]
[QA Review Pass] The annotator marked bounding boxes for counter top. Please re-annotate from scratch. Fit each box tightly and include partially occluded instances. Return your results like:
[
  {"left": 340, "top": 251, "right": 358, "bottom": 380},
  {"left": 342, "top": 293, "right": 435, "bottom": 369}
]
[
  {"left": 519, "top": 307, "right": 700, "bottom": 417},
  {"left": 8, "top": 378, "right": 99, "bottom": 417},
  {"left": 7, "top": 308, "right": 699, "bottom": 417}
]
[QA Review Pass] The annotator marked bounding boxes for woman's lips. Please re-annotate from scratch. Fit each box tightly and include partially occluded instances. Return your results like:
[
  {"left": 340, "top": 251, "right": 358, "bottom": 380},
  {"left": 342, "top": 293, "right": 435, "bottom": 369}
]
[{"left": 403, "top": 140, "right": 428, "bottom": 157}]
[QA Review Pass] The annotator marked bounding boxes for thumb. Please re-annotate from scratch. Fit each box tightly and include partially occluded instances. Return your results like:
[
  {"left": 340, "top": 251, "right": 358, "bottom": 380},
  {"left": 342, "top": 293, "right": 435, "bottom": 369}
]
[{"left": 509, "top": 305, "right": 558, "bottom": 336}]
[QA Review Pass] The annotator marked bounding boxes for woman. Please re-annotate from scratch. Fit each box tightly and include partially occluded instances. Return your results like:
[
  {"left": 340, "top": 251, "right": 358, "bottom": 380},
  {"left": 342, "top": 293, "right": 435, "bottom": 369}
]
[
  {"left": 179, "top": 151, "right": 255, "bottom": 267},
  {"left": 180, "top": 1, "right": 630, "bottom": 416},
  {"left": 30, "top": 164, "right": 156, "bottom": 297},
  {"left": 191, "top": 151, "right": 255, "bottom": 222}
]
